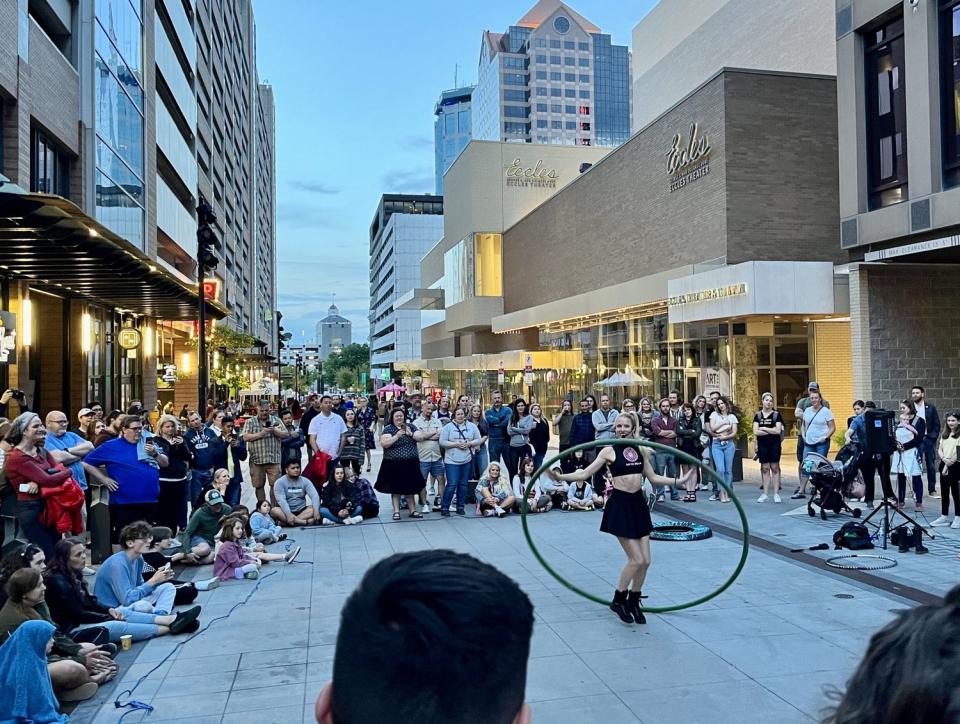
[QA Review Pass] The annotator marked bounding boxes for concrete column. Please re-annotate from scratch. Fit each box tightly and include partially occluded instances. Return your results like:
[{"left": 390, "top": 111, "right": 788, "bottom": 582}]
[{"left": 848, "top": 264, "right": 874, "bottom": 403}]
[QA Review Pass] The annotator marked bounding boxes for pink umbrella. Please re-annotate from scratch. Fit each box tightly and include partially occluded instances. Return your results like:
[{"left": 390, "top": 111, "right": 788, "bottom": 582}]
[{"left": 377, "top": 382, "right": 405, "bottom": 397}]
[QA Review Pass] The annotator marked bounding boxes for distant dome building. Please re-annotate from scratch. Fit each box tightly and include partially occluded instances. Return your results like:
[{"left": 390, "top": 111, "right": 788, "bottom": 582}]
[{"left": 316, "top": 302, "right": 352, "bottom": 360}]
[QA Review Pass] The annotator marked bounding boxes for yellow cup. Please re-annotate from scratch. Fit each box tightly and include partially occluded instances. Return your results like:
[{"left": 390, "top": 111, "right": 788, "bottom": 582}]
[{"left": 120, "top": 635, "right": 133, "bottom": 651}]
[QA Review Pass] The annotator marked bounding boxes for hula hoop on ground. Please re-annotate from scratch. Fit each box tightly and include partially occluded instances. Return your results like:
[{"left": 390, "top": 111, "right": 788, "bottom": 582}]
[
  {"left": 520, "top": 438, "right": 750, "bottom": 613},
  {"left": 650, "top": 520, "right": 713, "bottom": 542},
  {"left": 825, "top": 554, "right": 897, "bottom": 570}
]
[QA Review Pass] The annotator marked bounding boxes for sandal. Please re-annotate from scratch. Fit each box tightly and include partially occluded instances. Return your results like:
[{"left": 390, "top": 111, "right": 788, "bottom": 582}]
[
  {"left": 392, "top": 512, "right": 401, "bottom": 521},
  {"left": 366, "top": 465, "right": 372, "bottom": 472},
  {"left": 410, "top": 511, "right": 423, "bottom": 519},
  {"left": 683, "top": 493, "right": 696, "bottom": 502}
]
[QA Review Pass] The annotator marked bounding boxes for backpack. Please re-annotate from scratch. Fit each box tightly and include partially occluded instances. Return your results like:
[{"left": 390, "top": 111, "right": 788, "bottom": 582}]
[{"left": 833, "top": 521, "right": 874, "bottom": 550}]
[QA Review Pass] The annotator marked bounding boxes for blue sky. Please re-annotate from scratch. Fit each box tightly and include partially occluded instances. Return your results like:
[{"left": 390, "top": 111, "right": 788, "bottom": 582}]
[{"left": 251, "top": 0, "right": 658, "bottom": 345}]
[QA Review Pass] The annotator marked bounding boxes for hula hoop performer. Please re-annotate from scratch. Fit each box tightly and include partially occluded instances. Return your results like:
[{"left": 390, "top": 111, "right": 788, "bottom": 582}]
[{"left": 548, "top": 412, "right": 694, "bottom": 624}]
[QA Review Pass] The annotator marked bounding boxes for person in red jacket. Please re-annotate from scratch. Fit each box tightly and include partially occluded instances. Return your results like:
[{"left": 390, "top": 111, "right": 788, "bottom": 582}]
[{"left": 5, "top": 413, "right": 74, "bottom": 557}]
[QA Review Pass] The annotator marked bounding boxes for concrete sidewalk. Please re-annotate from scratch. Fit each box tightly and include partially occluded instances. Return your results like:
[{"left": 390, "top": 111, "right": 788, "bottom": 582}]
[{"left": 68, "top": 448, "right": 916, "bottom": 724}]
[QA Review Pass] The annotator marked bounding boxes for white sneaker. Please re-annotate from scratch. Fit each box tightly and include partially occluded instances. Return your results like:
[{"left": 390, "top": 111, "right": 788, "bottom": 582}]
[
  {"left": 343, "top": 516, "right": 353, "bottom": 525},
  {"left": 953, "top": 517, "right": 960, "bottom": 529},
  {"left": 494, "top": 505, "right": 505, "bottom": 517},
  {"left": 421, "top": 503, "right": 431, "bottom": 514},
  {"left": 348, "top": 515, "right": 363, "bottom": 525},
  {"left": 757, "top": 494, "right": 768, "bottom": 503},
  {"left": 484, "top": 509, "right": 496, "bottom": 517},
  {"left": 773, "top": 493, "right": 782, "bottom": 504},
  {"left": 321, "top": 519, "right": 335, "bottom": 526},
  {"left": 931, "top": 515, "right": 952, "bottom": 527}
]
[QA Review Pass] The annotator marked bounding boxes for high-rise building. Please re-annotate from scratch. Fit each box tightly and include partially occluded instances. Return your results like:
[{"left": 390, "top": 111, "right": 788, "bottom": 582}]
[
  {"left": 368, "top": 195, "right": 444, "bottom": 382},
  {"left": 0, "top": 0, "right": 276, "bottom": 416},
  {"left": 473, "top": 0, "right": 631, "bottom": 148},
  {"left": 316, "top": 303, "right": 352, "bottom": 361},
  {"left": 434, "top": 86, "right": 474, "bottom": 194}
]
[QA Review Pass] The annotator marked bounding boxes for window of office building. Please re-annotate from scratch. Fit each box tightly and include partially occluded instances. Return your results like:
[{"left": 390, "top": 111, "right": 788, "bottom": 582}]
[
  {"left": 579, "top": 90, "right": 590, "bottom": 99},
  {"left": 550, "top": 55, "right": 561, "bottom": 64},
  {"left": 550, "top": 103, "right": 562, "bottom": 113},
  {"left": 503, "top": 56, "right": 527, "bottom": 69},
  {"left": 550, "top": 39, "right": 560, "bottom": 48},
  {"left": 942, "top": 0, "right": 960, "bottom": 187},
  {"left": 564, "top": 41, "right": 575, "bottom": 49},
  {"left": 550, "top": 71, "right": 561, "bottom": 81},
  {"left": 536, "top": 87, "right": 547, "bottom": 96},
  {"left": 864, "top": 16, "right": 908, "bottom": 209},
  {"left": 550, "top": 88, "right": 561, "bottom": 97},
  {"left": 537, "top": 119, "right": 547, "bottom": 128},
  {"left": 535, "top": 54, "right": 546, "bottom": 63},
  {"left": 504, "top": 89, "right": 527, "bottom": 102},
  {"left": 579, "top": 58, "right": 590, "bottom": 67},
  {"left": 578, "top": 42, "right": 589, "bottom": 51},
  {"left": 504, "top": 105, "right": 528, "bottom": 118},
  {"left": 445, "top": 113, "right": 456, "bottom": 134},
  {"left": 565, "top": 105, "right": 575, "bottom": 114},
  {"left": 536, "top": 103, "right": 548, "bottom": 112},
  {"left": 30, "top": 129, "right": 69, "bottom": 196},
  {"left": 565, "top": 121, "right": 576, "bottom": 130},
  {"left": 564, "top": 57, "right": 575, "bottom": 66},
  {"left": 536, "top": 38, "right": 546, "bottom": 48},
  {"left": 503, "top": 73, "right": 527, "bottom": 86},
  {"left": 536, "top": 70, "right": 547, "bottom": 80},
  {"left": 565, "top": 89, "right": 575, "bottom": 98},
  {"left": 458, "top": 111, "right": 469, "bottom": 132},
  {"left": 551, "top": 120, "right": 562, "bottom": 129},
  {"left": 565, "top": 73, "right": 576, "bottom": 82},
  {"left": 579, "top": 74, "right": 590, "bottom": 82}
]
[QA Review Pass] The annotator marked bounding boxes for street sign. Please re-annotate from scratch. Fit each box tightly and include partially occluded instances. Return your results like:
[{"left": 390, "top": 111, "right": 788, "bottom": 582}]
[
  {"left": 497, "top": 359, "right": 505, "bottom": 386},
  {"left": 524, "top": 354, "right": 533, "bottom": 385},
  {"left": 118, "top": 328, "right": 141, "bottom": 350},
  {"left": 360, "top": 372, "right": 367, "bottom": 388}
]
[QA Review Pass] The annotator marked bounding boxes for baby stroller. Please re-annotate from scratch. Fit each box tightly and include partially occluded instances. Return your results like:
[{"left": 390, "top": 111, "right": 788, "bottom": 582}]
[{"left": 804, "top": 443, "right": 864, "bottom": 521}]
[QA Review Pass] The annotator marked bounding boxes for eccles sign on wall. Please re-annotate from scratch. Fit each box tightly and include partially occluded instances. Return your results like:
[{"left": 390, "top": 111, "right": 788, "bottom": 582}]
[{"left": 666, "top": 122, "right": 711, "bottom": 192}]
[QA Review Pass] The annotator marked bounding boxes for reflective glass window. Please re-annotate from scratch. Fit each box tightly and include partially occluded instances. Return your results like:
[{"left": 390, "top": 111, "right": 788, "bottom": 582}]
[
  {"left": 550, "top": 55, "right": 561, "bottom": 64},
  {"left": 535, "top": 54, "right": 546, "bottom": 63},
  {"left": 564, "top": 57, "right": 575, "bottom": 66},
  {"left": 550, "top": 104, "right": 561, "bottom": 113},
  {"left": 95, "top": 64, "right": 144, "bottom": 178},
  {"left": 565, "top": 89, "right": 575, "bottom": 97},
  {"left": 579, "top": 58, "right": 590, "bottom": 67},
  {"left": 458, "top": 110, "right": 469, "bottom": 133},
  {"left": 550, "top": 71, "right": 561, "bottom": 81},
  {"left": 95, "top": 0, "right": 142, "bottom": 78},
  {"left": 578, "top": 42, "right": 589, "bottom": 51},
  {"left": 536, "top": 103, "right": 548, "bottom": 112},
  {"left": 96, "top": 170, "right": 144, "bottom": 248},
  {"left": 536, "top": 70, "right": 547, "bottom": 80},
  {"left": 445, "top": 113, "right": 456, "bottom": 133},
  {"left": 95, "top": 20, "right": 143, "bottom": 109},
  {"left": 550, "top": 40, "right": 560, "bottom": 48},
  {"left": 941, "top": 2, "right": 960, "bottom": 187},
  {"left": 96, "top": 138, "right": 144, "bottom": 203},
  {"left": 864, "top": 16, "right": 908, "bottom": 208},
  {"left": 550, "top": 88, "right": 561, "bottom": 97}
]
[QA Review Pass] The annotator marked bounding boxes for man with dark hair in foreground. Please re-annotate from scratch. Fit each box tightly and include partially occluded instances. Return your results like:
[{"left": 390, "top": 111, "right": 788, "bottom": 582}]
[{"left": 314, "top": 550, "right": 534, "bottom": 724}]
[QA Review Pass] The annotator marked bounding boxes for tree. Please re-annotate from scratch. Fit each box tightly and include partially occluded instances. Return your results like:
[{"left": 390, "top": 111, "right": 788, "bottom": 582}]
[
  {"left": 336, "top": 369, "right": 356, "bottom": 390},
  {"left": 322, "top": 344, "right": 370, "bottom": 390}
]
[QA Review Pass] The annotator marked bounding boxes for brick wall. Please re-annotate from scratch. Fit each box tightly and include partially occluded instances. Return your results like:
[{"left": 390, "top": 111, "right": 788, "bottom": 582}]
[
  {"left": 813, "top": 322, "right": 853, "bottom": 413},
  {"left": 851, "top": 264, "right": 960, "bottom": 411}
]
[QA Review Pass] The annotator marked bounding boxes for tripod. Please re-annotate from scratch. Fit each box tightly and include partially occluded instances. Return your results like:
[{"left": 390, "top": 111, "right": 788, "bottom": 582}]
[{"left": 860, "top": 498, "right": 932, "bottom": 550}]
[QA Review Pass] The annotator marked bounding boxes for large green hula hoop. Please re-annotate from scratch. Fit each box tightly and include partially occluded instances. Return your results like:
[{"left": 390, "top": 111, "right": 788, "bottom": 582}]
[{"left": 521, "top": 438, "right": 750, "bottom": 613}]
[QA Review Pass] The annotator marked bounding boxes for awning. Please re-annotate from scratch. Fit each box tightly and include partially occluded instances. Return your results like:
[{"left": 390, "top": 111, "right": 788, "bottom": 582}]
[{"left": 0, "top": 188, "right": 228, "bottom": 320}]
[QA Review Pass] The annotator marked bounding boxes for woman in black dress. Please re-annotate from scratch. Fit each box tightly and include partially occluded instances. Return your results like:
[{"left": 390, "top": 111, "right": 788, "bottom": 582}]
[
  {"left": 549, "top": 412, "right": 693, "bottom": 625},
  {"left": 375, "top": 408, "right": 427, "bottom": 520},
  {"left": 753, "top": 392, "right": 784, "bottom": 504}
]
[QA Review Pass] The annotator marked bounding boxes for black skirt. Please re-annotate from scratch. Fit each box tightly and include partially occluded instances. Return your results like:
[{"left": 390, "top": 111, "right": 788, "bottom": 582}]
[
  {"left": 756, "top": 436, "right": 782, "bottom": 464},
  {"left": 600, "top": 488, "right": 653, "bottom": 540},
  {"left": 375, "top": 456, "right": 426, "bottom": 495}
]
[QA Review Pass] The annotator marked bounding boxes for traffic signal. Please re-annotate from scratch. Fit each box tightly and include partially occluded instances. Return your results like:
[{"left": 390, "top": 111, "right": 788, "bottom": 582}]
[{"left": 197, "top": 196, "right": 221, "bottom": 273}]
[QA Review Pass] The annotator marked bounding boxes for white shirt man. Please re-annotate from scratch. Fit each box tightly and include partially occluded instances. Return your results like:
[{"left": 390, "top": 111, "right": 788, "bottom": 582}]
[{"left": 308, "top": 396, "right": 348, "bottom": 458}]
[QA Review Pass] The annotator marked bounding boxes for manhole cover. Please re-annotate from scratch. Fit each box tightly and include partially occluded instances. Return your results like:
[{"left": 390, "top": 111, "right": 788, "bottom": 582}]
[{"left": 834, "top": 593, "right": 855, "bottom": 599}]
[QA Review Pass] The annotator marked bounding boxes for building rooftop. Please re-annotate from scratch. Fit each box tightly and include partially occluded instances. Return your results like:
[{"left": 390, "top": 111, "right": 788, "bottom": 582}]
[{"left": 515, "top": 0, "right": 600, "bottom": 33}]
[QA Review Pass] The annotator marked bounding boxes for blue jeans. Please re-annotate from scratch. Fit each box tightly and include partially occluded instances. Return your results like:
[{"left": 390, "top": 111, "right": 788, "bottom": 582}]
[
  {"left": 804, "top": 439, "right": 830, "bottom": 459},
  {"left": 533, "top": 451, "right": 546, "bottom": 472},
  {"left": 711, "top": 440, "right": 736, "bottom": 493},
  {"left": 441, "top": 461, "right": 472, "bottom": 512},
  {"left": 319, "top": 506, "right": 363, "bottom": 524},
  {"left": 472, "top": 444, "right": 489, "bottom": 481},
  {"left": 71, "top": 606, "right": 160, "bottom": 642},
  {"left": 920, "top": 437, "right": 938, "bottom": 492},
  {"left": 654, "top": 450, "right": 679, "bottom": 500},
  {"left": 488, "top": 438, "right": 508, "bottom": 470},
  {"left": 190, "top": 469, "right": 213, "bottom": 502}
]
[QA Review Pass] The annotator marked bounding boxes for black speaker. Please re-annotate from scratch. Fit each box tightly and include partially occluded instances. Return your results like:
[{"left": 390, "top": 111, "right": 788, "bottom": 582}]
[{"left": 864, "top": 409, "right": 895, "bottom": 456}]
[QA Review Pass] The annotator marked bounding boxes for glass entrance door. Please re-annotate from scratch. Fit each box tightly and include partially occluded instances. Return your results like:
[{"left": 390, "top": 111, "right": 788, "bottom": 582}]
[{"left": 685, "top": 371, "right": 699, "bottom": 404}]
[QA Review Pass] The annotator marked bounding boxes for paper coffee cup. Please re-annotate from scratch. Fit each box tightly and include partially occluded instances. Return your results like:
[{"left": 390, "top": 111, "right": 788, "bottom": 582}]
[{"left": 120, "top": 634, "right": 133, "bottom": 651}]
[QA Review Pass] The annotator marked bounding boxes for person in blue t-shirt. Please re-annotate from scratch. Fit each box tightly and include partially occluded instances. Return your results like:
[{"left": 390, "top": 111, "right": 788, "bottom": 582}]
[{"left": 84, "top": 415, "right": 169, "bottom": 541}]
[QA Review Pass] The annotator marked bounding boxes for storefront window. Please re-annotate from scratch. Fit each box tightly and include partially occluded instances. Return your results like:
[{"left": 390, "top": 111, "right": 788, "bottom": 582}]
[
  {"left": 864, "top": 15, "right": 908, "bottom": 208},
  {"left": 474, "top": 233, "right": 502, "bottom": 297}
]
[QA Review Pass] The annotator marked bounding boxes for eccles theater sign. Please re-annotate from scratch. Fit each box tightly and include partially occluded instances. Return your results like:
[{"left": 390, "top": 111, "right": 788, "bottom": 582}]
[
  {"left": 666, "top": 122, "right": 710, "bottom": 192},
  {"left": 504, "top": 158, "right": 560, "bottom": 189}
]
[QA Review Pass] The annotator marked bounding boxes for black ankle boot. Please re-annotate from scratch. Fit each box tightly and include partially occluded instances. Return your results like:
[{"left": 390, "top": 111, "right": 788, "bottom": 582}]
[
  {"left": 913, "top": 526, "right": 929, "bottom": 554},
  {"left": 609, "top": 590, "right": 633, "bottom": 624},
  {"left": 626, "top": 590, "right": 646, "bottom": 625},
  {"left": 897, "top": 526, "right": 912, "bottom": 553}
]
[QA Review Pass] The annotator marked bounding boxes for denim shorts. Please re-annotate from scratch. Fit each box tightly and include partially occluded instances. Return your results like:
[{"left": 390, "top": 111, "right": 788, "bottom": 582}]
[
  {"left": 190, "top": 536, "right": 209, "bottom": 548},
  {"left": 419, "top": 459, "right": 445, "bottom": 479}
]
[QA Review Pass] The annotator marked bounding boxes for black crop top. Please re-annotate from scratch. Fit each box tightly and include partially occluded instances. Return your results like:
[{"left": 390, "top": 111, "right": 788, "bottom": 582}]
[{"left": 608, "top": 444, "right": 645, "bottom": 477}]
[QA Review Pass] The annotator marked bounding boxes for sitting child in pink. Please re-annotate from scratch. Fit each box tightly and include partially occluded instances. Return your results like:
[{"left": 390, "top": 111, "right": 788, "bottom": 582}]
[{"left": 213, "top": 518, "right": 260, "bottom": 581}]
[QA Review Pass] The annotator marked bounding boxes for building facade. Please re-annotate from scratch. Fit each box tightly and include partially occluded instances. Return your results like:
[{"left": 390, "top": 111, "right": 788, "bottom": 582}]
[
  {"left": 473, "top": 0, "right": 630, "bottom": 148},
  {"left": 434, "top": 86, "right": 473, "bottom": 195},
  {"left": 368, "top": 195, "right": 444, "bottom": 382},
  {"left": 836, "top": 0, "right": 960, "bottom": 410},
  {"left": 316, "top": 303, "right": 352, "bottom": 361},
  {"left": 631, "top": 0, "right": 836, "bottom": 131},
  {"left": 408, "top": 70, "right": 848, "bottom": 445},
  {"left": 0, "top": 0, "right": 275, "bottom": 419}
]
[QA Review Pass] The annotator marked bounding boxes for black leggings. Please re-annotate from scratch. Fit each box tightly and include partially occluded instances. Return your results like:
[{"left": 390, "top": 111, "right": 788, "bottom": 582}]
[
  {"left": 941, "top": 466, "right": 960, "bottom": 517},
  {"left": 897, "top": 474, "right": 923, "bottom": 505},
  {"left": 17, "top": 499, "right": 58, "bottom": 558}
]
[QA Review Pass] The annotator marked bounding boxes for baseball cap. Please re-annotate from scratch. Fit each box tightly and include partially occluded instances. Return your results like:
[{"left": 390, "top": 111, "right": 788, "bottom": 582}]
[
  {"left": 78, "top": 408, "right": 94, "bottom": 420},
  {"left": 204, "top": 490, "right": 224, "bottom": 505},
  {"left": 808, "top": 381, "right": 820, "bottom": 391},
  {"left": 127, "top": 404, "right": 144, "bottom": 415}
]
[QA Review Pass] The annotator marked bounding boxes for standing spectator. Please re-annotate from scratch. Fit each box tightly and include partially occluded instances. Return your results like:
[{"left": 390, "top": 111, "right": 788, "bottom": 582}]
[
  {"left": 668, "top": 390, "right": 683, "bottom": 419},
  {"left": 793, "top": 382, "right": 830, "bottom": 498},
  {"left": 528, "top": 403, "right": 550, "bottom": 471},
  {"left": 911, "top": 386, "right": 941, "bottom": 496},
  {"left": 412, "top": 401, "right": 445, "bottom": 512},
  {"left": 93, "top": 410, "right": 123, "bottom": 447},
  {"left": 5, "top": 414, "right": 74, "bottom": 556},
  {"left": 638, "top": 397, "right": 656, "bottom": 440},
  {"left": 506, "top": 399, "right": 535, "bottom": 482},
  {"left": 621, "top": 398, "right": 637, "bottom": 414},
  {"left": 484, "top": 391, "right": 512, "bottom": 470},
  {"left": 356, "top": 397, "right": 377, "bottom": 472},
  {"left": 552, "top": 399, "right": 574, "bottom": 454},
  {"left": 183, "top": 411, "right": 218, "bottom": 503},
  {"left": 331, "top": 394, "right": 347, "bottom": 420},
  {"left": 271, "top": 460, "right": 321, "bottom": 526},
  {"left": 153, "top": 415, "right": 193, "bottom": 534},
  {"left": 279, "top": 408, "right": 305, "bottom": 468},
  {"left": 568, "top": 398, "right": 596, "bottom": 455},
  {"left": 241, "top": 400, "right": 289, "bottom": 506},
  {"left": 307, "top": 395, "right": 347, "bottom": 462},
  {"left": 177, "top": 405, "right": 189, "bottom": 426},
  {"left": 438, "top": 406, "right": 481, "bottom": 516},
  {"left": 468, "top": 404, "right": 489, "bottom": 488},
  {"left": 340, "top": 409, "right": 366, "bottom": 476},
  {"left": 709, "top": 397, "right": 737, "bottom": 504},
  {"left": 676, "top": 403, "right": 703, "bottom": 502},
  {"left": 933, "top": 412, "right": 960, "bottom": 528},
  {"left": 376, "top": 408, "right": 427, "bottom": 521},
  {"left": 76, "top": 408, "right": 97, "bottom": 442},
  {"left": 299, "top": 396, "right": 323, "bottom": 441},
  {"left": 801, "top": 389, "right": 835, "bottom": 460},
  {"left": 753, "top": 393, "right": 784, "bottom": 503},
  {"left": 892, "top": 400, "right": 925, "bottom": 512},
  {"left": 208, "top": 416, "right": 247, "bottom": 507},
  {"left": 434, "top": 396, "right": 453, "bottom": 425},
  {"left": 694, "top": 395, "right": 713, "bottom": 491},
  {"left": 84, "top": 416, "right": 169, "bottom": 540},
  {"left": 584, "top": 395, "right": 598, "bottom": 412},
  {"left": 405, "top": 393, "right": 423, "bottom": 424},
  {"left": 651, "top": 398, "right": 679, "bottom": 502},
  {"left": 592, "top": 395, "right": 619, "bottom": 441},
  {"left": 845, "top": 401, "right": 890, "bottom": 504},
  {"left": 44, "top": 410, "right": 111, "bottom": 500}
]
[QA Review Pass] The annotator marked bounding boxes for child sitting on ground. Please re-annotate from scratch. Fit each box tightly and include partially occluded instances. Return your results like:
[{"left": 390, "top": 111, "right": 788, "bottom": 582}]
[
  {"left": 564, "top": 479, "right": 595, "bottom": 510},
  {"left": 250, "top": 499, "right": 286, "bottom": 543},
  {"left": 511, "top": 457, "right": 552, "bottom": 513},
  {"left": 213, "top": 518, "right": 261, "bottom": 581},
  {"left": 141, "top": 526, "right": 214, "bottom": 597}
]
